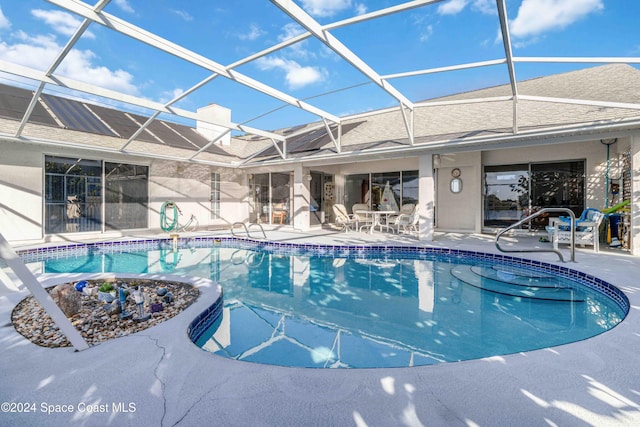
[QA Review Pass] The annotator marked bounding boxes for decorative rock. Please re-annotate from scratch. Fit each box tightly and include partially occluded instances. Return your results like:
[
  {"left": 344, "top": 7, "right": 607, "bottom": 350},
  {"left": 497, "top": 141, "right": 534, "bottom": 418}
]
[
  {"left": 98, "top": 291, "right": 116, "bottom": 303},
  {"left": 49, "top": 284, "right": 81, "bottom": 317},
  {"left": 105, "top": 300, "right": 122, "bottom": 315},
  {"left": 156, "top": 287, "right": 168, "bottom": 296},
  {"left": 11, "top": 279, "right": 199, "bottom": 347},
  {"left": 83, "top": 286, "right": 96, "bottom": 296},
  {"left": 150, "top": 303, "right": 163, "bottom": 313},
  {"left": 163, "top": 292, "right": 174, "bottom": 304}
]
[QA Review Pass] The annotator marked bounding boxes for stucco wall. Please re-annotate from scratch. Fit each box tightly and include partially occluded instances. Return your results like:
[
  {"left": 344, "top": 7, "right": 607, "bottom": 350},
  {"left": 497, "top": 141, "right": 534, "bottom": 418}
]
[
  {"left": 483, "top": 139, "right": 610, "bottom": 211},
  {"left": 0, "top": 141, "right": 43, "bottom": 241},
  {"left": 435, "top": 152, "right": 481, "bottom": 232},
  {"left": 149, "top": 161, "right": 247, "bottom": 230},
  {"left": 0, "top": 141, "right": 246, "bottom": 243},
  {"left": 432, "top": 139, "right": 615, "bottom": 232}
]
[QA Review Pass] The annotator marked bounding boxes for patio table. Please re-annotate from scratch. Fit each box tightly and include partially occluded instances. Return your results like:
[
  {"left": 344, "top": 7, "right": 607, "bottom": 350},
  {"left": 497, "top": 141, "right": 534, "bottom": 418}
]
[{"left": 356, "top": 210, "right": 397, "bottom": 234}]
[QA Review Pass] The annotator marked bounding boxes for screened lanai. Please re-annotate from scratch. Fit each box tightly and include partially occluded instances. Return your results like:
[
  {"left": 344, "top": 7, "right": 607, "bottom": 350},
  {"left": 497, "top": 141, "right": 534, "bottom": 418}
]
[
  {"left": 0, "top": 0, "right": 638, "bottom": 164},
  {"left": 0, "top": 1, "right": 639, "bottom": 254}
]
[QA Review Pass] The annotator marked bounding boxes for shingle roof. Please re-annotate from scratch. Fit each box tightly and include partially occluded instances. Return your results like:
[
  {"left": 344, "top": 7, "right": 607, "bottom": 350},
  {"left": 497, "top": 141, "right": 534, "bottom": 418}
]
[{"left": 1, "top": 64, "right": 639, "bottom": 165}]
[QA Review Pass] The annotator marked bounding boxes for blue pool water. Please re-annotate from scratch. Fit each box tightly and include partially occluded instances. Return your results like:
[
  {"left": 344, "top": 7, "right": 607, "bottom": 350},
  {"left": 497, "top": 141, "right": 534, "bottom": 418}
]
[{"left": 17, "top": 239, "right": 627, "bottom": 369}]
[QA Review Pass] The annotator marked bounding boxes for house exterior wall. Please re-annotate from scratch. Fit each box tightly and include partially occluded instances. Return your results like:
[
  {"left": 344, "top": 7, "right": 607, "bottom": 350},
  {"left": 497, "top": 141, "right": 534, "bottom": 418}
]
[
  {"left": 435, "top": 151, "right": 481, "bottom": 232},
  {"left": 0, "top": 140, "right": 246, "bottom": 244},
  {"left": 433, "top": 139, "right": 614, "bottom": 233},
  {"left": 148, "top": 160, "right": 246, "bottom": 230},
  {"left": 631, "top": 135, "right": 640, "bottom": 256},
  {"left": 482, "top": 139, "right": 609, "bottom": 211},
  {"left": 0, "top": 141, "right": 43, "bottom": 241}
]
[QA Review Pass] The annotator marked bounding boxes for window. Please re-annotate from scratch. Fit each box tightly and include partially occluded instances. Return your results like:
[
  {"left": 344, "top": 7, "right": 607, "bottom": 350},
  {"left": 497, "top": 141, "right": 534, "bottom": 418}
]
[
  {"left": 105, "top": 162, "right": 148, "bottom": 230},
  {"left": 372, "top": 172, "right": 400, "bottom": 211},
  {"left": 210, "top": 172, "right": 220, "bottom": 219},
  {"left": 345, "top": 171, "right": 418, "bottom": 213},
  {"left": 483, "top": 165, "right": 529, "bottom": 228},
  {"left": 484, "top": 161, "right": 584, "bottom": 230},
  {"left": 309, "top": 171, "right": 334, "bottom": 225},
  {"left": 401, "top": 170, "right": 419, "bottom": 205},
  {"left": 45, "top": 156, "right": 102, "bottom": 234},
  {"left": 44, "top": 156, "right": 148, "bottom": 234},
  {"left": 249, "top": 172, "right": 292, "bottom": 225}
]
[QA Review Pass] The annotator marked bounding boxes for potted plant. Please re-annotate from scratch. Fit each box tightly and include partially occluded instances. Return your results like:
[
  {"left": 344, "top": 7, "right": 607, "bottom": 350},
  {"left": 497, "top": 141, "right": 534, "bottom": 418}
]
[{"left": 97, "top": 282, "right": 116, "bottom": 303}]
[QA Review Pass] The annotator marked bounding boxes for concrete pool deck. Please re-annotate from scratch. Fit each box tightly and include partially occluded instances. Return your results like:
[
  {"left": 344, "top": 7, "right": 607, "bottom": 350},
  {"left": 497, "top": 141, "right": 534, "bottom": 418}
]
[{"left": 1, "top": 229, "right": 639, "bottom": 426}]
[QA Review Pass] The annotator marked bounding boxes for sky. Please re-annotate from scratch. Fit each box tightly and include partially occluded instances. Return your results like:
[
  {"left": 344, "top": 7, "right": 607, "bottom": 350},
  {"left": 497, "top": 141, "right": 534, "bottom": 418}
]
[{"left": 0, "top": 0, "right": 638, "bottom": 133}]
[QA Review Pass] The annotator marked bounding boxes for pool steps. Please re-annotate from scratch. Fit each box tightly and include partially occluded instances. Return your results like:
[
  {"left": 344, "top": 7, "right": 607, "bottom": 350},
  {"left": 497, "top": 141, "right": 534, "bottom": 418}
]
[{"left": 451, "top": 265, "right": 585, "bottom": 302}]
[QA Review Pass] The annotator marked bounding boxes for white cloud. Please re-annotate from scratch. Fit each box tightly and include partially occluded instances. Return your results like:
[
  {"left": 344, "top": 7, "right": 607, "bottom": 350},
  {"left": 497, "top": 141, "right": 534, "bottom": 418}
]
[
  {"left": 278, "top": 23, "right": 314, "bottom": 60},
  {"left": 472, "top": 0, "right": 496, "bottom": 15},
  {"left": 255, "top": 56, "right": 325, "bottom": 90},
  {"left": 0, "top": 7, "right": 10, "bottom": 30},
  {"left": 419, "top": 25, "right": 434, "bottom": 42},
  {"left": 279, "top": 23, "right": 306, "bottom": 41},
  {"left": 438, "top": 0, "right": 468, "bottom": 15},
  {"left": 238, "top": 23, "right": 265, "bottom": 41},
  {"left": 31, "top": 9, "right": 94, "bottom": 39},
  {"left": 510, "top": 0, "right": 604, "bottom": 38},
  {"left": 0, "top": 31, "right": 138, "bottom": 94},
  {"left": 158, "top": 87, "right": 185, "bottom": 104},
  {"left": 354, "top": 3, "right": 367, "bottom": 15},
  {"left": 114, "top": 0, "right": 135, "bottom": 14},
  {"left": 171, "top": 9, "right": 193, "bottom": 22},
  {"left": 437, "top": 0, "right": 495, "bottom": 16},
  {"left": 300, "top": 0, "right": 352, "bottom": 17}
]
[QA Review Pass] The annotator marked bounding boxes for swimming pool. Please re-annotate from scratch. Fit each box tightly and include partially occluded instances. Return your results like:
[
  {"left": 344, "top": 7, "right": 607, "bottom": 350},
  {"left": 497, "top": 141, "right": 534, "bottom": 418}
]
[{"left": 13, "top": 237, "right": 628, "bottom": 369}]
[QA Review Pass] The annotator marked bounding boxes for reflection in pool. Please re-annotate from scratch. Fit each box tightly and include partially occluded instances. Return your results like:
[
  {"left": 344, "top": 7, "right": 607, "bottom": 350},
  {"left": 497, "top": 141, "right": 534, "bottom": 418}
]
[{"left": 26, "top": 240, "right": 627, "bottom": 368}]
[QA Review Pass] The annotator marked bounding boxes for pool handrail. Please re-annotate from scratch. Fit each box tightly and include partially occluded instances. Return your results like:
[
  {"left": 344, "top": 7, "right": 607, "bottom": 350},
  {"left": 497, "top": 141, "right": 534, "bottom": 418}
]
[
  {"left": 231, "top": 222, "right": 267, "bottom": 240},
  {"left": 495, "top": 208, "right": 576, "bottom": 262}
]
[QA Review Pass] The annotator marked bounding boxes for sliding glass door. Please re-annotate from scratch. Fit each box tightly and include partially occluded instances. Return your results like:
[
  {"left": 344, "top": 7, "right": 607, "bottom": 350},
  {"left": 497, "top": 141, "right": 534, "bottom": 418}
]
[
  {"left": 484, "top": 165, "right": 529, "bottom": 228},
  {"left": 45, "top": 156, "right": 148, "bottom": 234},
  {"left": 44, "top": 156, "right": 102, "bottom": 234},
  {"left": 484, "top": 161, "right": 584, "bottom": 230},
  {"left": 249, "top": 172, "right": 292, "bottom": 225},
  {"left": 104, "top": 162, "right": 149, "bottom": 230}
]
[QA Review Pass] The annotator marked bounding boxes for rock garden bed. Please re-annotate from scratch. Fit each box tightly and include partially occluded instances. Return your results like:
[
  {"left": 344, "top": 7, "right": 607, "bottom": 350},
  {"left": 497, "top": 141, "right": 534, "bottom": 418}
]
[{"left": 11, "top": 278, "right": 200, "bottom": 348}]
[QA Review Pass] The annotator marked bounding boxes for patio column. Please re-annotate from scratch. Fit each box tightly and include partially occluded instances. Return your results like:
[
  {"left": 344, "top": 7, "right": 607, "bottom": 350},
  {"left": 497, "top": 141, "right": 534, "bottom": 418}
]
[
  {"left": 418, "top": 154, "right": 435, "bottom": 241},
  {"left": 631, "top": 135, "right": 640, "bottom": 256},
  {"left": 292, "top": 165, "right": 310, "bottom": 231}
]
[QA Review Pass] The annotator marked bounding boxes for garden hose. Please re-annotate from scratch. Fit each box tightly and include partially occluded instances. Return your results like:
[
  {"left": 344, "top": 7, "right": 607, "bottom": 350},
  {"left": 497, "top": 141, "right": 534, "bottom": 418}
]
[{"left": 160, "top": 201, "right": 180, "bottom": 232}]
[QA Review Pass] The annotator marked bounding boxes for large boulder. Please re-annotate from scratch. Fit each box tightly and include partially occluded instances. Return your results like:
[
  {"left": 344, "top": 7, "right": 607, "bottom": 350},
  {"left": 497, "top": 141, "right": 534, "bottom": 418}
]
[{"left": 50, "top": 284, "right": 82, "bottom": 317}]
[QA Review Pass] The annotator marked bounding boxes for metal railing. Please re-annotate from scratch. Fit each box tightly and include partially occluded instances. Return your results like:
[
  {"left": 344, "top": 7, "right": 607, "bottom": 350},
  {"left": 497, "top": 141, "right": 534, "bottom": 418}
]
[
  {"left": 230, "top": 222, "right": 267, "bottom": 240},
  {"left": 495, "top": 208, "right": 576, "bottom": 262}
]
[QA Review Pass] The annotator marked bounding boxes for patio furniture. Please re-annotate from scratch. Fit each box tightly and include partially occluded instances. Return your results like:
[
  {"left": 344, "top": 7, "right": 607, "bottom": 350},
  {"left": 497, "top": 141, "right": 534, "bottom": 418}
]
[
  {"left": 393, "top": 205, "right": 419, "bottom": 236},
  {"left": 358, "top": 210, "right": 396, "bottom": 233},
  {"left": 333, "top": 204, "right": 358, "bottom": 232},
  {"left": 547, "top": 208, "right": 604, "bottom": 252},
  {"left": 386, "top": 203, "right": 415, "bottom": 225},
  {"left": 272, "top": 203, "right": 287, "bottom": 224},
  {"left": 352, "top": 203, "right": 373, "bottom": 230}
]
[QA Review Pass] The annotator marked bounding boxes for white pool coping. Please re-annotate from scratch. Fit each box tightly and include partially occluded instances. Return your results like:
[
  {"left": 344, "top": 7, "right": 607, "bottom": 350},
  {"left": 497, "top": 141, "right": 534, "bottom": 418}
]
[{"left": 1, "top": 229, "right": 639, "bottom": 426}]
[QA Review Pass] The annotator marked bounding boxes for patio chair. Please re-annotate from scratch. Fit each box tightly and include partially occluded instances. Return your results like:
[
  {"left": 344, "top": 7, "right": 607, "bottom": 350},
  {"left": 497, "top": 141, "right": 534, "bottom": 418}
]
[
  {"left": 547, "top": 208, "right": 604, "bottom": 252},
  {"left": 394, "top": 205, "right": 419, "bottom": 235},
  {"left": 351, "top": 203, "right": 373, "bottom": 231},
  {"left": 386, "top": 203, "right": 415, "bottom": 225},
  {"left": 271, "top": 203, "right": 287, "bottom": 224},
  {"left": 333, "top": 204, "right": 358, "bottom": 232}
]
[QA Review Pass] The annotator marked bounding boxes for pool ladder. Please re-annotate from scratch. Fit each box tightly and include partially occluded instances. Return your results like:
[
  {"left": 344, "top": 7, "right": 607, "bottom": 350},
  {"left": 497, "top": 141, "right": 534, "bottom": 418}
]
[
  {"left": 495, "top": 208, "right": 576, "bottom": 262},
  {"left": 231, "top": 222, "right": 267, "bottom": 240}
]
